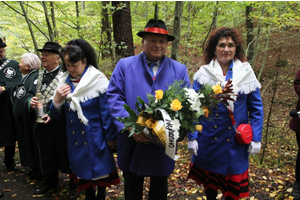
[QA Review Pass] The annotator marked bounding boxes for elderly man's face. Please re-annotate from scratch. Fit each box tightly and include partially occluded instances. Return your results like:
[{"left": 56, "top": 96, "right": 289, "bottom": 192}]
[
  {"left": 40, "top": 51, "right": 60, "bottom": 71},
  {"left": 142, "top": 34, "right": 168, "bottom": 62},
  {"left": 0, "top": 48, "right": 5, "bottom": 59}
]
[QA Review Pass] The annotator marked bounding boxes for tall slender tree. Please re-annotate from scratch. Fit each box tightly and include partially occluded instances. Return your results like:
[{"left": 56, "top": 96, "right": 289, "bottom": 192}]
[
  {"left": 246, "top": 4, "right": 254, "bottom": 63},
  {"left": 112, "top": 1, "right": 134, "bottom": 58},
  {"left": 41, "top": 1, "right": 54, "bottom": 41},
  {"left": 171, "top": 1, "right": 184, "bottom": 61},
  {"left": 101, "top": 1, "right": 113, "bottom": 60},
  {"left": 19, "top": 1, "right": 39, "bottom": 55}
]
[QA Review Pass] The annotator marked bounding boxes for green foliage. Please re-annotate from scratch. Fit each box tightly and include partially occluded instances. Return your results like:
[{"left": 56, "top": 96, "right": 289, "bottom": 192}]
[{"left": 1, "top": 1, "right": 300, "bottom": 67}]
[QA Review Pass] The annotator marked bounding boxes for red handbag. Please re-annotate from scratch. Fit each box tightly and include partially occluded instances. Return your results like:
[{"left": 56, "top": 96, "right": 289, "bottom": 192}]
[
  {"left": 236, "top": 124, "right": 253, "bottom": 144},
  {"left": 228, "top": 108, "right": 253, "bottom": 145}
]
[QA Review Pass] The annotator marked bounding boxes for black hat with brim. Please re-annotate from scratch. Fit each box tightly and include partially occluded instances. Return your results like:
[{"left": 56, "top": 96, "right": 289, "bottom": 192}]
[
  {"left": 137, "top": 19, "right": 175, "bottom": 41},
  {"left": 0, "top": 38, "right": 7, "bottom": 48},
  {"left": 37, "top": 42, "right": 62, "bottom": 54}
]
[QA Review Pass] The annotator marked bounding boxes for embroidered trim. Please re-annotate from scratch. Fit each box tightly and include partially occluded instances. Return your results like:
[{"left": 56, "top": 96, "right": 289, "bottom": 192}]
[
  {"left": 0, "top": 59, "right": 11, "bottom": 71},
  {"left": 36, "top": 69, "right": 61, "bottom": 101}
]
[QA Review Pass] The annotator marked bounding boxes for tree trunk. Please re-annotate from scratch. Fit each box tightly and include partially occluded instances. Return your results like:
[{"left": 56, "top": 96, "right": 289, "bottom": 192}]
[
  {"left": 202, "top": 1, "right": 218, "bottom": 53},
  {"left": 154, "top": 3, "right": 159, "bottom": 19},
  {"left": 41, "top": 1, "right": 54, "bottom": 42},
  {"left": 184, "top": 2, "right": 193, "bottom": 61},
  {"left": 112, "top": 1, "right": 134, "bottom": 59},
  {"left": 246, "top": 5, "right": 254, "bottom": 62},
  {"left": 257, "top": 2, "right": 275, "bottom": 81},
  {"left": 171, "top": 1, "right": 184, "bottom": 61},
  {"left": 75, "top": 1, "right": 82, "bottom": 37},
  {"left": 19, "top": 1, "right": 39, "bottom": 56},
  {"left": 50, "top": 2, "right": 58, "bottom": 42},
  {"left": 101, "top": 1, "right": 113, "bottom": 59},
  {"left": 251, "top": 6, "right": 265, "bottom": 70}
]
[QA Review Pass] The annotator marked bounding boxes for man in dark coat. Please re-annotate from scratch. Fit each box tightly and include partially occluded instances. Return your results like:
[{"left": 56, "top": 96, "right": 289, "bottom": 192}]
[
  {"left": 289, "top": 68, "right": 300, "bottom": 199},
  {"left": 29, "top": 42, "right": 71, "bottom": 195},
  {"left": 0, "top": 38, "right": 22, "bottom": 171}
]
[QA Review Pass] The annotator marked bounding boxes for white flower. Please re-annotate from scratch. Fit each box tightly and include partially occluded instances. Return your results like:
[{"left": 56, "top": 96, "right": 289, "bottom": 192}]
[
  {"left": 173, "top": 118, "right": 181, "bottom": 131},
  {"left": 184, "top": 88, "right": 199, "bottom": 101},
  {"left": 190, "top": 99, "right": 201, "bottom": 112}
]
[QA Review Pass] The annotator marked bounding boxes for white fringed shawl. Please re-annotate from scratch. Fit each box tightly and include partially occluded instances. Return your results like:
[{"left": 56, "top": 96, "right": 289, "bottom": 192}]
[
  {"left": 56, "top": 66, "right": 109, "bottom": 125},
  {"left": 193, "top": 58, "right": 261, "bottom": 111}
]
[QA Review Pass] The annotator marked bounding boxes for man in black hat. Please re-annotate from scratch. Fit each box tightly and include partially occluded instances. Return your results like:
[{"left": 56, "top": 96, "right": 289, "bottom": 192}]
[
  {"left": 0, "top": 38, "right": 22, "bottom": 172},
  {"left": 107, "top": 19, "right": 191, "bottom": 199},
  {"left": 29, "top": 42, "right": 76, "bottom": 197}
]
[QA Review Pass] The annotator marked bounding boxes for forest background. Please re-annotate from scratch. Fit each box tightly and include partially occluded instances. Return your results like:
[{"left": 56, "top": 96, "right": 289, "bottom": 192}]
[{"left": 1, "top": 1, "right": 300, "bottom": 199}]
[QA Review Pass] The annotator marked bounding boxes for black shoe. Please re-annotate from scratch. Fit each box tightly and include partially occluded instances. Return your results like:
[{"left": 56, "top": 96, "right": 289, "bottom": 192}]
[
  {"left": 34, "top": 182, "right": 57, "bottom": 195},
  {"left": 6, "top": 164, "right": 18, "bottom": 172},
  {"left": 69, "top": 188, "right": 79, "bottom": 200},
  {"left": 0, "top": 192, "right": 3, "bottom": 198},
  {"left": 292, "top": 181, "right": 300, "bottom": 199},
  {"left": 28, "top": 168, "right": 43, "bottom": 180}
]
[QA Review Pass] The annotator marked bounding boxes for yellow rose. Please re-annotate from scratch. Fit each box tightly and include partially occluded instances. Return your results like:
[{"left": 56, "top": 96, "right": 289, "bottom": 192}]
[
  {"left": 195, "top": 125, "right": 203, "bottom": 132},
  {"left": 171, "top": 99, "right": 182, "bottom": 111},
  {"left": 203, "top": 106, "right": 209, "bottom": 118},
  {"left": 212, "top": 84, "right": 222, "bottom": 94},
  {"left": 155, "top": 90, "right": 163, "bottom": 100}
]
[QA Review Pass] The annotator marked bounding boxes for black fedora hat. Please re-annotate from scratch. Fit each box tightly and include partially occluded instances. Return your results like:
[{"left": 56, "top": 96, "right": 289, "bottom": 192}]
[
  {"left": 137, "top": 19, "right": 175, "bottom": 41},
  {"left": 0, "top": 38, "right": 7, "bottom": 48},
  {"left": 37, "top": 42, "right": 62, "bottom": 54}
]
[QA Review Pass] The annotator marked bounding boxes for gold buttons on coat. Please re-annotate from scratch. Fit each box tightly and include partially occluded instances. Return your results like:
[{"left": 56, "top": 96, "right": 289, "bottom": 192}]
[
  {"left": 216, "top": 113, "right": 219, "bottom": 117},
  {"left": 68, "top": 108, "right": 71, "bottom": 111},
  {"left": 84, "top": 142, "right": 87, "bottom": 145},
  {"left": 214, "top": 125, "right": 217, "bottom": 129},
  {"left": 75, "top": 142, "right": 78, "bottom": 145},
  {"left": 72, "top": 131, "right": 75, "bottom": 134},
  {"left": 70, "top": 120, "right": 73, "bottom": 123},
  {"left": 80, "top": 120, "right": 83, "bottom": 123},
  {"left": 228, "top": 127, "right": 231, "bottom": 130},
  {"left": 82, "top": 131, "right": 84, "bottom": 134},
  {"left": 227, "top": 139, "right": 230, "bottom": 142},
  {"left": 214, "top": 137, "right": 218, "bottom": 140}
]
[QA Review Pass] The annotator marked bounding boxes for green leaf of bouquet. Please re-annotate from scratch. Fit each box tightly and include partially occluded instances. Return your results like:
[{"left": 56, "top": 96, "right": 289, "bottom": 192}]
[
  {"left": 189, "top": 122, "right": 196, "bottom": 133},
  {"left": 136, "top": 97, "right": 144, "bottom": 112},
  {"left": 147, "top": 93, "right": 156, "bottom": 104},
  {"left": 123, "top": 104, "right": 137, "bottom": 116},
  {"left": 145, "top": 107, "right": 154, "bottom": 113}
]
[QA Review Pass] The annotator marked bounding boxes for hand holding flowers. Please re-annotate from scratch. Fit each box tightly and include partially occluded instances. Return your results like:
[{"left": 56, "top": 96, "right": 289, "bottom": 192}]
[{"left": 117, "top": 80, "right": 235, "bottom": 159}]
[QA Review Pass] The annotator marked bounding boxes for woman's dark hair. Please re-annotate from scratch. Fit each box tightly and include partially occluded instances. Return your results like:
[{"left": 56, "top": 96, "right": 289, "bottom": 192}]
[
  {"left": 60, "top": 39, "right": 98, "bottom": 72},
  {"left": 204, "top": 27, "right": 246, "bottom": 64}
]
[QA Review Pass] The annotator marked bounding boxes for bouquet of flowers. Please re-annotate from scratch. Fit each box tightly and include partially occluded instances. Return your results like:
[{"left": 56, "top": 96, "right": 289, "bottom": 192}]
[{"left": 117, "top": 79, "right": 235, "bottom": 160}]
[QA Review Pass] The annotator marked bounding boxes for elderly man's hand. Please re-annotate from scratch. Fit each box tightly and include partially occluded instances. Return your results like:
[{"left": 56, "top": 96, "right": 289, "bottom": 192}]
[
  {"left": 0, "top": 87, "right": 5, "bottom": 95},
  {"left": 30, "top": 96, "right": 38, "bottom": 109},
  {"left": 128, "top": 127, "right": 151, "bottom": 143}
]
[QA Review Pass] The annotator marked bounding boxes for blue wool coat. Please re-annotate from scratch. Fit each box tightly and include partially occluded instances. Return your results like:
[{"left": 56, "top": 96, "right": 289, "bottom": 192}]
[
  {"left": 107, "top": 52, "right": 191, "bottom": 177},
  {"left": 50, "top": 70, "right": 117, "bottom": 180},
  {"left": 188, "top": 62, "right": 263, "bottom": 176}
]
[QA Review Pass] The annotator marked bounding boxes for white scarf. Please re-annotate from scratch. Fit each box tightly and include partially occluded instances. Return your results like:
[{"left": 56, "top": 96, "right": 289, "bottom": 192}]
[
  {"left": 56, "top": 66, "right": 109, "bottom": 125},
  {"left": 193, "top": 58, "right": 261, "bottom": 111}
]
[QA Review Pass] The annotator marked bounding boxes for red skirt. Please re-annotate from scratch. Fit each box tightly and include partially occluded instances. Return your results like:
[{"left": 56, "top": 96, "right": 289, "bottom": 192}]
[
  {"left": 187, "top": 163, "right": 249, "bottom": 200},
  {"left": 69, "top": 169, "right": 120, "bottom": 192}
]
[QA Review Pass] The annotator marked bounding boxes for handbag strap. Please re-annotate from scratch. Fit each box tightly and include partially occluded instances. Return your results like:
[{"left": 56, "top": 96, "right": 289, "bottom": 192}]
[{"left": 228, "top": 107, "right": 240, "bottom": 134}]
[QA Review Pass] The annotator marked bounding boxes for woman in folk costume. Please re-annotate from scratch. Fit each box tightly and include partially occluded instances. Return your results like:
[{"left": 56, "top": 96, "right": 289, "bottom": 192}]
[
  {"left": 49, "top": 39, "right": 120, "bottom": 199},
  {"left": 187, "top": 27, "right": 263, "bottom": 200}
]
